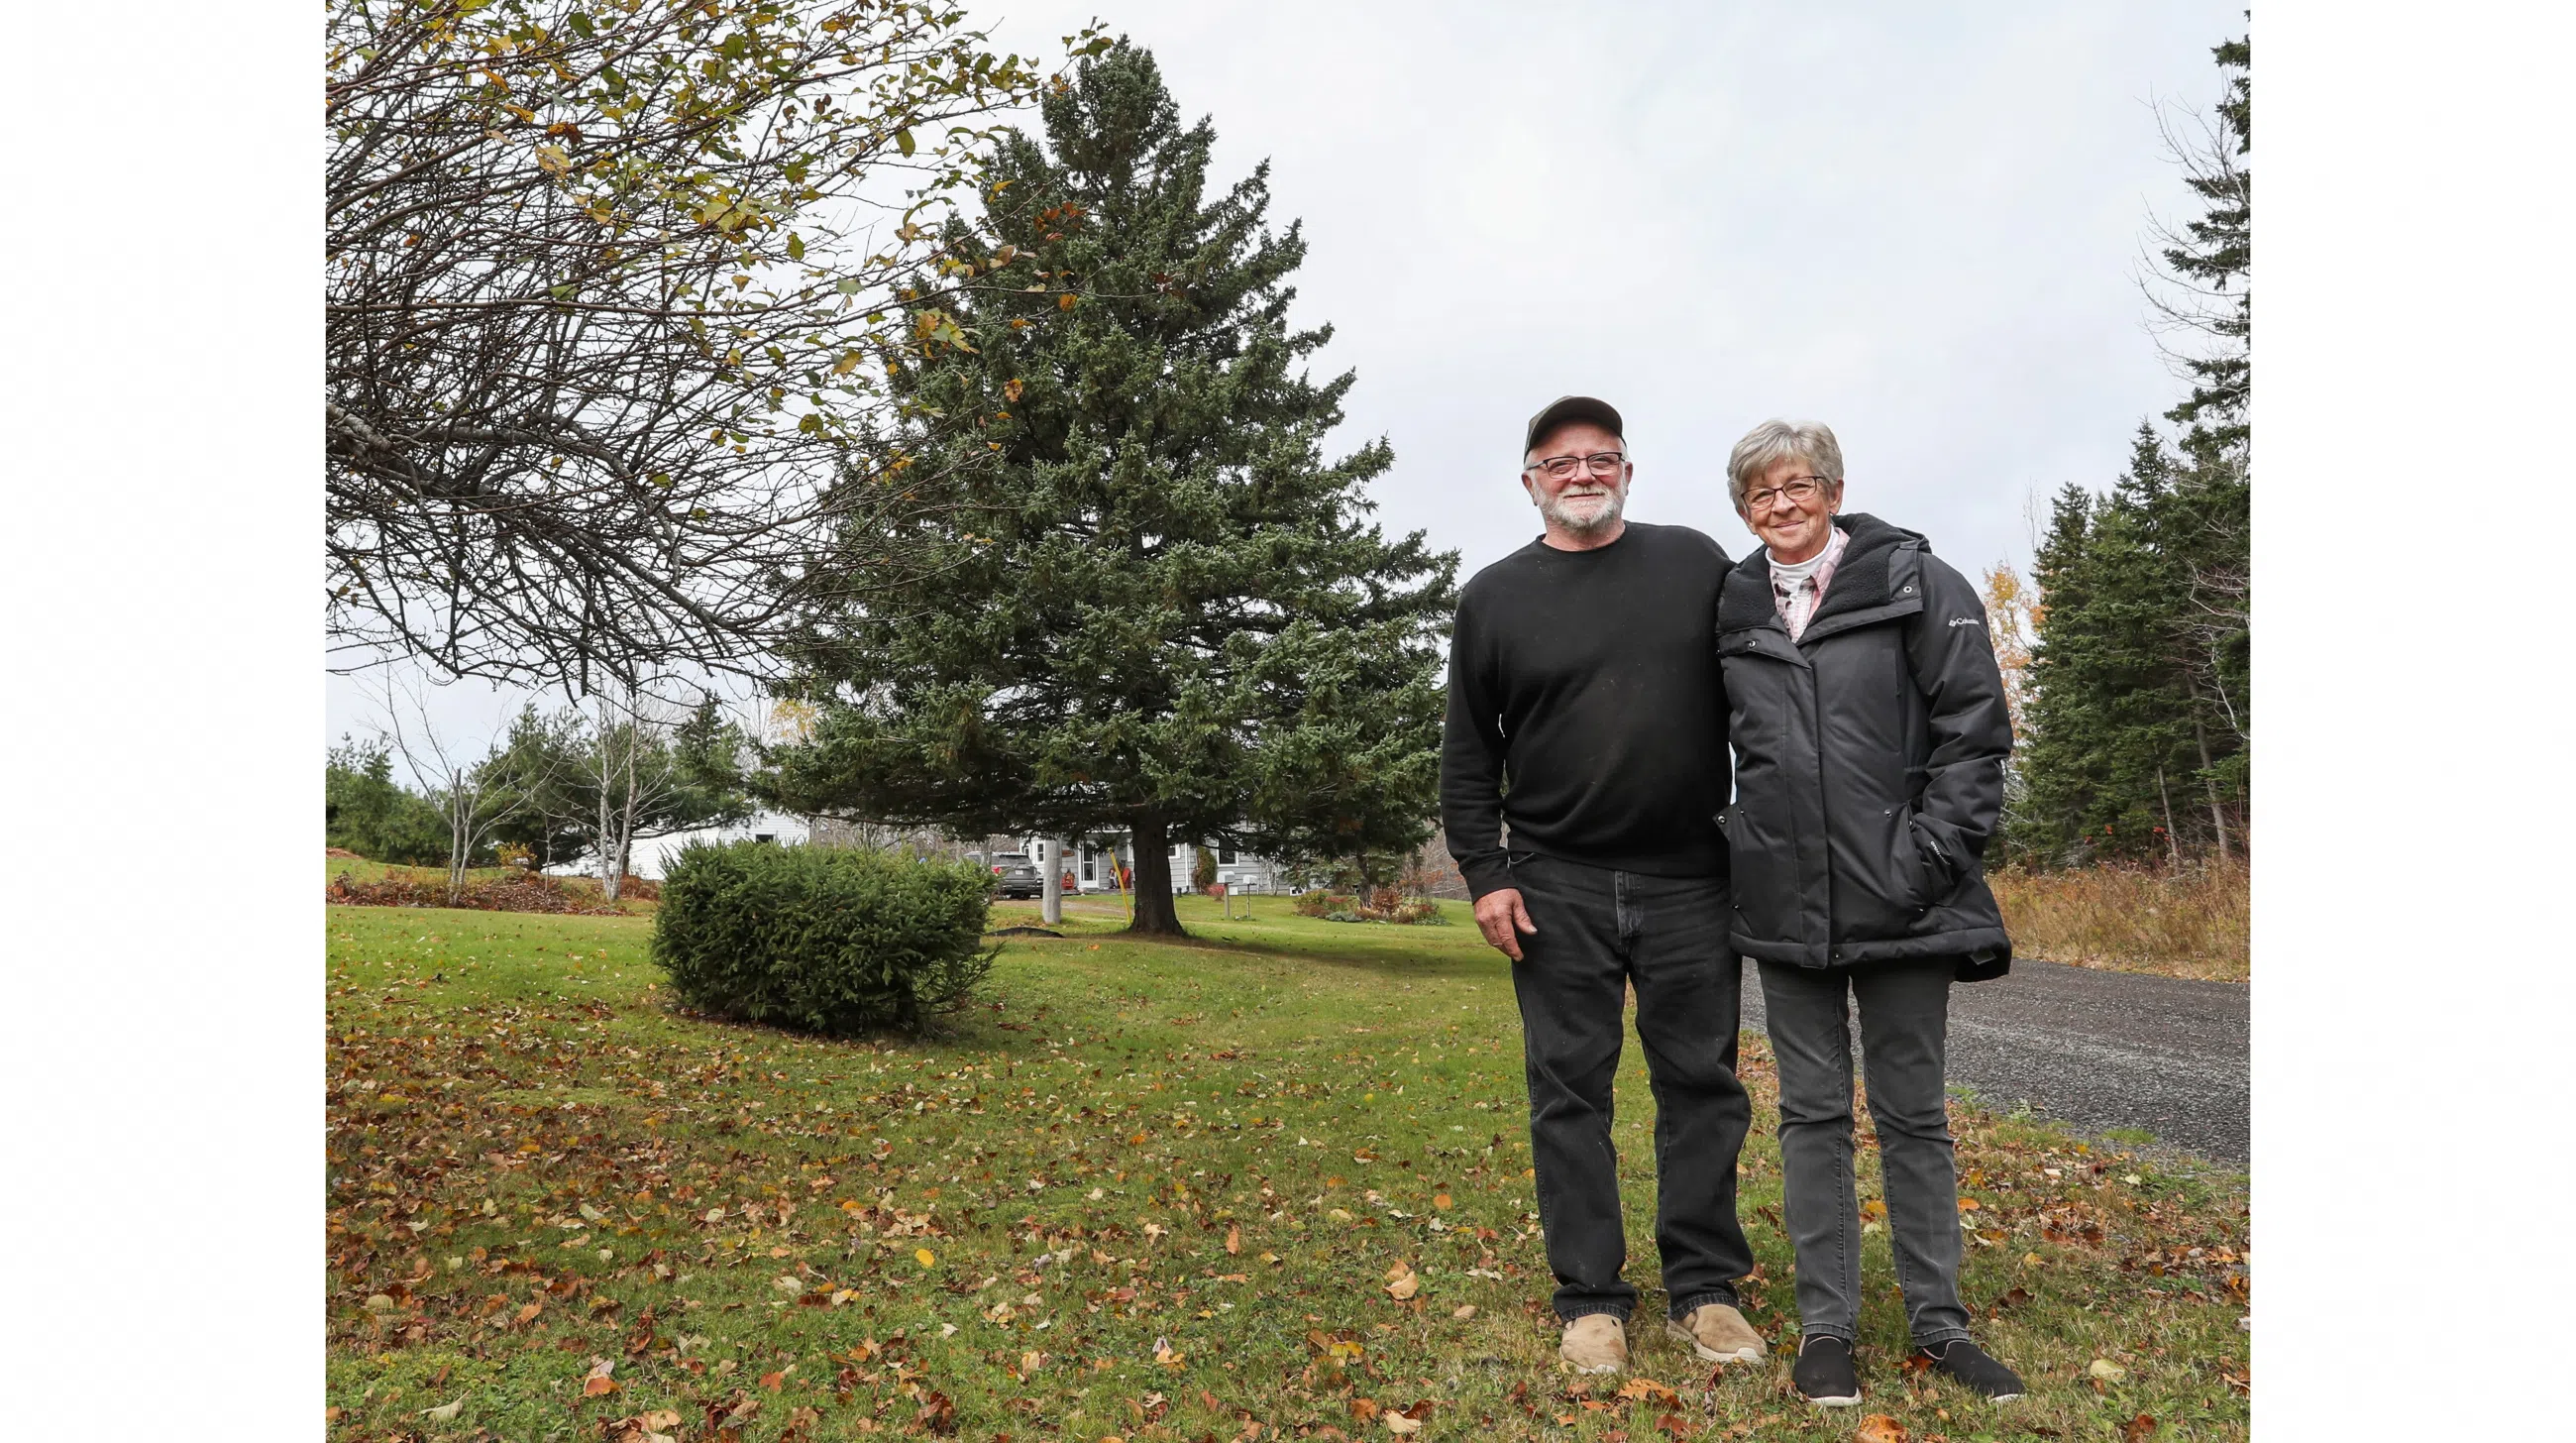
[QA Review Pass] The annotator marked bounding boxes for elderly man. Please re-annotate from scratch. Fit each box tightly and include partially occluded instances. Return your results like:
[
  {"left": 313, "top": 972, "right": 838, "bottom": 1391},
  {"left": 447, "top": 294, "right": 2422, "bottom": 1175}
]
[
  {"left": 1715, "top": 419, "right": 2025, "bottom": 1407},
  {"left": 1441, "top": 395, "right": 1762, "bottom": 1378}
]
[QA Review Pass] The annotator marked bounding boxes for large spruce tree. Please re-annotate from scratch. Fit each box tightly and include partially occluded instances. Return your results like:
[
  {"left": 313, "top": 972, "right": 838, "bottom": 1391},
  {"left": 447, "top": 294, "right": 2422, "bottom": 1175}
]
[{"left": 769, "top": 42, "right": 1458, "bottom": 935}]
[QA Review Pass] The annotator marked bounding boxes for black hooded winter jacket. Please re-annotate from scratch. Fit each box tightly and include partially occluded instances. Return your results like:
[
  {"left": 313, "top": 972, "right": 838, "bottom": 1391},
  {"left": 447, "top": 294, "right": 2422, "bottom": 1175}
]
[{"left": 1716, "top": 512, "right": 2014, "bottom": 981}]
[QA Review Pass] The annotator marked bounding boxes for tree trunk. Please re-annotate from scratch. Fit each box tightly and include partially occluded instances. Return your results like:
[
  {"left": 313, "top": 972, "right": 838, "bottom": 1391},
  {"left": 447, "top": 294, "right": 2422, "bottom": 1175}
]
[
  {"left": 597, "top": 750, "right": 625, "bottom": 903},
  {"left": 2156, "top": 765, "right": 2183, "bottom": 871},
  {"left": 1126, "top": 816, "right": 1184, "bottom": 936},
  {"left": 448, "top": 798, "right": 472, "bottom": 905},
  {"left": 2193, "top": 715, "right": 2232, "bottom": 865},
  {"left": 1040, "top": 837, "right": 1063, "bottom": 926}
]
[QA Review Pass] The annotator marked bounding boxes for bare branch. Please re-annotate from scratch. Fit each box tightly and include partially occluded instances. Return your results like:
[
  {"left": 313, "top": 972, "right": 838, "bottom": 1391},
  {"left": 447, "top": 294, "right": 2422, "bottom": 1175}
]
[{"left": 326, "top": 0, "right": 1080, "bottom": 692}]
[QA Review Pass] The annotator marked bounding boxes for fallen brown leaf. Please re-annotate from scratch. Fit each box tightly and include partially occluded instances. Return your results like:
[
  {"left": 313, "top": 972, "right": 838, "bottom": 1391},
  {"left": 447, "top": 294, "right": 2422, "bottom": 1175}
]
[
  {"left": 2121, "top": 1415, "right": 2158, "bottom": 1441},
  {"left": 1384, "top": 1262, "right": 1420, "bottom": 1301},
  {"left": 1854, "top": 1415, "right": 1908, "bottom": 1443},
  {"left": 1227, "top": 1224, "right": 1242, "bottom": 1255},
  {"left": 1615, "top": 1378, "right": 1678, "bottom": 1402}
]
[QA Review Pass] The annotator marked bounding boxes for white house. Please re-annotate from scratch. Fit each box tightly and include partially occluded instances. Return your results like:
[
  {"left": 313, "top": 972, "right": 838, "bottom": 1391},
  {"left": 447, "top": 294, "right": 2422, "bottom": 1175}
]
[
  {"left": 549, "top": 812, "right": 1299, "bottom": 893},
  {"left": 624, "top": 810, "right": 811, "bottom": 881},
  {"left": 1028, "top": 833, "right": 1294, "bottom": 895}
]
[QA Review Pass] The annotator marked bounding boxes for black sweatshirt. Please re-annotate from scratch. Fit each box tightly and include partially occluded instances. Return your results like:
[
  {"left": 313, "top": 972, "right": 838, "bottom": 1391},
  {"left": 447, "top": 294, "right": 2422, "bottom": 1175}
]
[{"left": 1439, "top": 521, "right": 1736, "bottom": 898}]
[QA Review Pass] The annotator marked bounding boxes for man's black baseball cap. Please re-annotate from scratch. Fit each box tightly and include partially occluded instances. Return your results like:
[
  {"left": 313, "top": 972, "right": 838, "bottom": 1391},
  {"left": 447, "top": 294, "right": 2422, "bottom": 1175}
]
[{"left": 1524, "top": 394, "right": 1624, "bottom": 456}]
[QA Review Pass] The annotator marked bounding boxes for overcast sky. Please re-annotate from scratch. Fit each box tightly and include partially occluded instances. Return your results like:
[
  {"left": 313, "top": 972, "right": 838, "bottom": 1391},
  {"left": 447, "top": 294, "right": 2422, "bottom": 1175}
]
[{"left": 328, "top": 0, "right": 2245, "bottom": 752}]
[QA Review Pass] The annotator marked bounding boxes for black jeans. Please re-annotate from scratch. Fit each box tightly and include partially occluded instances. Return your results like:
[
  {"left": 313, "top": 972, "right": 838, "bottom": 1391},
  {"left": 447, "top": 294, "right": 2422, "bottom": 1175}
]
[
  {"left": 1757, "top": 957, "right": 1971, "bottom": 1347},
  {"left": 1505, "top": 851, "right": 1755, "bottom": 1321}
]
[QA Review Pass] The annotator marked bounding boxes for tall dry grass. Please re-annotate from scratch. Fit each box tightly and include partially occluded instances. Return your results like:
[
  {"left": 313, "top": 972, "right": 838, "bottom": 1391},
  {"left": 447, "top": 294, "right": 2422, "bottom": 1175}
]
[{"left": 1988, "top": 859, "right": 2249, "bottom": 982}]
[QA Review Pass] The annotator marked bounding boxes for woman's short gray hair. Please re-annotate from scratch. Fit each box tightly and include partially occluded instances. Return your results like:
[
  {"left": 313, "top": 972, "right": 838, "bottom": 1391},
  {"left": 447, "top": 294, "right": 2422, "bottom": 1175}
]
[{"left": 1726, "top": 419, "right": 1844, "bottom": 510}]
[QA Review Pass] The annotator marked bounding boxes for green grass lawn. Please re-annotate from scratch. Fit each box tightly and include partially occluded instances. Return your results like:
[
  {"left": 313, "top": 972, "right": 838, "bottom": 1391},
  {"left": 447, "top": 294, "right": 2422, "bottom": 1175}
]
[{"left": 327, "top": 894, "right": 2248, "bottom": 1442}]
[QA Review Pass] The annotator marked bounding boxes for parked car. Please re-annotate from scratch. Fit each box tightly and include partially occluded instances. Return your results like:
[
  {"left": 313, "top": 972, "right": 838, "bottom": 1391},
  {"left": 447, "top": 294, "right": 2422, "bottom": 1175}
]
[{"left": 989, "top": 851, "right": 1042, "bottom": 899}]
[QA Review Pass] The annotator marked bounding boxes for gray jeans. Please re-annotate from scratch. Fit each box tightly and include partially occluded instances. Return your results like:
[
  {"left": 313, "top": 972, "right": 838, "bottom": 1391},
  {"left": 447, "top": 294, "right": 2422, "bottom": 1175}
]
[{"left": 1758, "top": 957, "right": 1970, "bottom": 1347}]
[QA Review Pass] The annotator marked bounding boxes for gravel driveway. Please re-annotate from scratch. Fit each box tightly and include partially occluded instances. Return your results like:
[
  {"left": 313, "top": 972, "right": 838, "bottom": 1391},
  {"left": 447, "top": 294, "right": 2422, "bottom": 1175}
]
[{"left": 1739, "top": 957, "right": 2249, "bottom": 1167}]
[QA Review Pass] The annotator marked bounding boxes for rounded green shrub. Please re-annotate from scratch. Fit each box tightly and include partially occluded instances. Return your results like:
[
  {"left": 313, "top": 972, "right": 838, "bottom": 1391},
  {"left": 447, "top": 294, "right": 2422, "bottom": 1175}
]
[{"left": 650, "top": 841, "right": 997, "bottom": 1037}]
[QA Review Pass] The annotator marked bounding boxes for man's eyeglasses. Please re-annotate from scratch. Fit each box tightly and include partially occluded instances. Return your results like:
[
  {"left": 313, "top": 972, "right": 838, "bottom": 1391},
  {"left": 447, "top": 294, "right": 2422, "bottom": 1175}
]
[
  {"left": 1742, "top": 476, "right": 1832, "bottom": 509},
  {"left": 1525, "top": 451, "right": 1628, "bottom": 481}
]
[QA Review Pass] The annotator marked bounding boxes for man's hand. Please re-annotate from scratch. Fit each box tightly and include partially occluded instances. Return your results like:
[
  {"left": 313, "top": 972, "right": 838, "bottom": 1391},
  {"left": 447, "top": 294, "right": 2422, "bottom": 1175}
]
[{"left": 1474, "top": 887, "right": 1539, "bottom": 960}]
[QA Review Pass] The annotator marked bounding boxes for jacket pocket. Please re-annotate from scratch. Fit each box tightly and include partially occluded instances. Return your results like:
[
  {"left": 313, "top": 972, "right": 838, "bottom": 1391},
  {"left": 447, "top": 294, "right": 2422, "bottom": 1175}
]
[
  {"left": 1892, "top": 807, "right": 1963, "bottom": 910},
  {"left": 1723, "top": 801, "right": 1793, "bottom": 943}
]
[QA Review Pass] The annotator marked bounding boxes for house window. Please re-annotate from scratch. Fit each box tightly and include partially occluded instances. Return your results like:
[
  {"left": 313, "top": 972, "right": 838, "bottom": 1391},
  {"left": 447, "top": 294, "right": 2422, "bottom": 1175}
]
[
  {"left": 1219, "top": 845, "right": 1237, "bottom": 864},
  {"left": 1080, "top": 850, "right": 1096, "bottom": 883},
  {"left": 754, "top": 833, "right": 777, "bottom": 844}
]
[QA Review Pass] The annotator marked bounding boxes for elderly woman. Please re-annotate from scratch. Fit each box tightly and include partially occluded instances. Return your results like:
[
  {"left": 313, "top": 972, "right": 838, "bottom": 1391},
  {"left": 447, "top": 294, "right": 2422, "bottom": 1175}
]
[{"left": 1715, "top": 419, "right": 2023, "bottom": 1408}]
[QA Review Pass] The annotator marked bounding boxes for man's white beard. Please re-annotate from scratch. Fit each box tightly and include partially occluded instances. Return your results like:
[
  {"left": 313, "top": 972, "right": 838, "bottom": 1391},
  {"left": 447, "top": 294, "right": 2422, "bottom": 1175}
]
[{"left": 1541, "top": 481, "right": 1627, "bottom": 536}]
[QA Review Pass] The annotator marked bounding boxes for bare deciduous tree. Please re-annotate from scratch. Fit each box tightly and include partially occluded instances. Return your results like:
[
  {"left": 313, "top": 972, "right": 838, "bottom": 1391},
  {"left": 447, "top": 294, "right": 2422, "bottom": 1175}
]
[
  {"left": 373, "top": 676, "right": 548, "bottom": 903},
  {"left": 559, "top": 688, "right": 755, "bottom": 900},
  {"left": 582, "top": 693, "right": 680, "bottom": 902},
  {"left": 326, "top": 0, "right": 1092, "bottom": 692}
]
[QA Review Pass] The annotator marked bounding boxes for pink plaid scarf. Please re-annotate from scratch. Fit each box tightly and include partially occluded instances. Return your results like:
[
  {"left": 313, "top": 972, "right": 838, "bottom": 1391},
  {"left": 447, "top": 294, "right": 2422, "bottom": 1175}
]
[{"left": 1771, "top": 525, "right": 1850, "bottom": 641}]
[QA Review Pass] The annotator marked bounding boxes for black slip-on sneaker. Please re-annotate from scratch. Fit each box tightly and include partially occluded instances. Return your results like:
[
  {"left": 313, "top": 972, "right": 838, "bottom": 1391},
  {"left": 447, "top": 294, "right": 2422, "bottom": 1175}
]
[
  {"left": 1916, "top": 1338, "right": 2025, "bottom": 1401},
  {"left": 1791, "top": 1334, "right": 1861, "bottom": 1407}
]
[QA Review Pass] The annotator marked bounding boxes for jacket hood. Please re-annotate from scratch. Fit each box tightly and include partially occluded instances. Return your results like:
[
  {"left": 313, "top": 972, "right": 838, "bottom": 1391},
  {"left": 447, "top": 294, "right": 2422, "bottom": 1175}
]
[{"left": 1720, "top": 512, "right": 1928, "bottom": 633}]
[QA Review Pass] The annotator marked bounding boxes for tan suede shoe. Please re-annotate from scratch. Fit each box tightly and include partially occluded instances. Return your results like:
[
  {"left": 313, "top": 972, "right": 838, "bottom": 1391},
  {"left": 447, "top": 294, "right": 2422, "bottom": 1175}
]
[
  {"left": 1664, "top": 1302, "right": 1768, "bottom": 1363},
  {"left": 1557, "top": 1313, "right": 1629, "bottom": 1375}
]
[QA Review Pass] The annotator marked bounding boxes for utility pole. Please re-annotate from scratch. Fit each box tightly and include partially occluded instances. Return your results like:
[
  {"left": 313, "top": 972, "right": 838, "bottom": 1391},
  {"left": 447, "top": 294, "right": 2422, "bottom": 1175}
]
[{"left": 1038, "top": 837, "right": 1063, "bottom": 927}]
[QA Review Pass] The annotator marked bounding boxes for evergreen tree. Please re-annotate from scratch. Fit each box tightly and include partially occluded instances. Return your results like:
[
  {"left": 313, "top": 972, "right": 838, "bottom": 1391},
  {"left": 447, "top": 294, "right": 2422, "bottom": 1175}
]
[
  {"left": 2154, "top": 33, "right": 2251, "bottom": 836},
  {"left": 2154, "top": 35, "right": 2251, "bottom": 464},
  {"left": 769, "top": 42, "right": 1458, "bottom": 935},
  {"left": 477, "top": 697, "right": 755, "bottom": 884},
  {"left": 2014, "top": 428, "right": 2247, "bottom": 865},
  {"left": 325, "top": 735, "right": 451, "bottom": 864},
  {"left": 481, "top": 704, "right": 589, "bottom": 869},
  {"left": 2010, "top": 32, "right": 2250, "bottom": 867}
]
